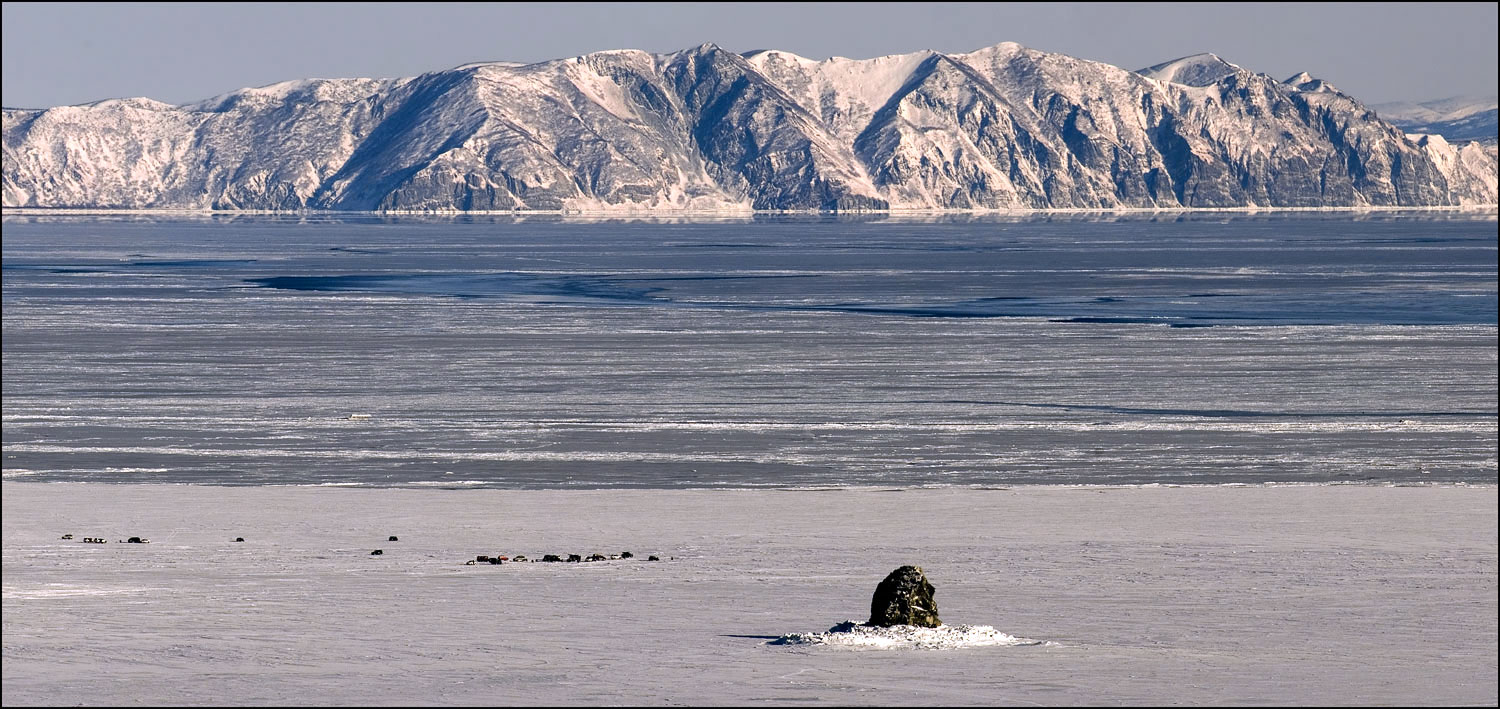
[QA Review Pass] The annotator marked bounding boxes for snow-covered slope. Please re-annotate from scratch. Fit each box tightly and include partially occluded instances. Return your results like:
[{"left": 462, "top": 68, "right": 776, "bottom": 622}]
[{"left": 3, "top": 43, "right": 1495, "bottom": 211}]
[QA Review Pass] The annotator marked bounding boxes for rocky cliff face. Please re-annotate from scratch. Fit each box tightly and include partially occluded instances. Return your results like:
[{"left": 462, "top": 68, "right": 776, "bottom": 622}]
[{"left": 3, "top": 44, "right": 1495, "bottom": 211}]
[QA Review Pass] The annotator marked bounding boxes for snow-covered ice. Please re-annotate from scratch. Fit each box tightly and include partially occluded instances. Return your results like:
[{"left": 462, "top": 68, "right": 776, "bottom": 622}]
[{"left": 3, "top": 482, "right": 1494, "bottom": 705}]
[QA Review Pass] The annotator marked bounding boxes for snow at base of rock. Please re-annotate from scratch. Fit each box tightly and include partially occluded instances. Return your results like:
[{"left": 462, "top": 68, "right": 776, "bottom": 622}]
[{"left": 770, "top": 621, "right": 1045, "bottom": 649}]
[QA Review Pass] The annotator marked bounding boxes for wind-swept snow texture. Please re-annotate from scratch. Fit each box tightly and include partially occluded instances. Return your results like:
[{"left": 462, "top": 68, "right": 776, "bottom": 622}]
[{"left": 4, "top": 44, "right": 1496, "bottom": 211}]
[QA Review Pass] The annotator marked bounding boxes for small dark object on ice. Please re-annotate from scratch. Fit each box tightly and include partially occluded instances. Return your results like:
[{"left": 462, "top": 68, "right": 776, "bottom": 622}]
[
  {"left": 567, "top": 554, "right": 582, "bottom": 563},
  {"left": 621, "top": 551, "right": 633, "bottom": 559},
  {"left": 868, "top": 565, "right": 941, "bottom": 628},
  {"left": 648, "top": 555, "right": 660, "bottom": 561},
  {"left": 585, "top": 553, "right": 607, "bottom": 562},
  {"left": 61, "top": 534, "right": 73, "bottom": 540},
  {"left": 233, "top": 537, "right": 245, "bottom": 542},
  {"left": 513, "top": 555, "right": 528, "bottom": 562},
  {"left": 370, "top": 549, "right": 383, "bottom": 555},
  {"left": 388, "top": 536, "right": 399, "bottom": 542},
  {"left": 477, "top": 555, "right": 491, "bottom": 562},
  {"left": 541, "top": 554, "right": 562, "bottom": 563},
  {"left": 125, "top": 537, "right": 147, "bottom": 544},
  {"left": 488, "top": 557, "right": 502, "bottom": 565}
]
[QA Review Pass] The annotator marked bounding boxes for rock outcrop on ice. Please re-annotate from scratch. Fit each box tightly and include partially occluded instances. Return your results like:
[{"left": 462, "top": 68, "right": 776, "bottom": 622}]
[
  {"left": 3, "top": 43, "right": 1495, "bottom": 211},
  {"left": 868, "top": 565, "right": 941, "bottom": 628}
]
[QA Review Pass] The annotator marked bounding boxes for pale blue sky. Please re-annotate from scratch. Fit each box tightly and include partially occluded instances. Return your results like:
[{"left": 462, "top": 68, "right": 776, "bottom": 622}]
[{"left": 2, "top": 2, "right": 1495, "bottom": 109}]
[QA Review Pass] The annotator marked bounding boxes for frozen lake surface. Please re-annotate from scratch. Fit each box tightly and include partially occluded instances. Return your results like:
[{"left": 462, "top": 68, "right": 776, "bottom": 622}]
[
  {"left": 2, "top": 213, "right": 1496, "bottom": 488},
  {"left": 2, "top": 213, "right": 1496, "bottom": 705},
  {"left": 2, "top": 482, "right": 1495, "bottom": 706}
]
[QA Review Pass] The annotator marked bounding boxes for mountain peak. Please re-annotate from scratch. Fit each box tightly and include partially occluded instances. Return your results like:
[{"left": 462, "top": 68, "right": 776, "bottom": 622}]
[
  {"left": 1283, "top": 71, "right": 1341, "bottom": 94},
  {"left": 740, "top": 48, "right": 818, "bottom": 66},
  {"left": 79, "top": 97, "right": 179, "bottom": 111},
  {"left": 1137, "top": 53, "right": 1244, "bottom": 86}
]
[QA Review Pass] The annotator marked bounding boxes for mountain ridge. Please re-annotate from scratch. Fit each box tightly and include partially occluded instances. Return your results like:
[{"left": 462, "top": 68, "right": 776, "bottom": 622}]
[{"left": 4, "top": 42, "right": 1495, "bottom": 211}]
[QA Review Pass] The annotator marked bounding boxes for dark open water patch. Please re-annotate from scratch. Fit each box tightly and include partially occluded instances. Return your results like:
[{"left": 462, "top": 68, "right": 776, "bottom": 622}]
[
  {"left": 247, "top": 271, "right": 1498, "bottom": 327},
  {"left": 249, "top": 273, "right": 663, "bottom": 303},
  {"left": 328, "top": 246, "right": 394, "bottom": 254},
  {"left": 130, "top": 259, "right": 261, "bottom": 268}
]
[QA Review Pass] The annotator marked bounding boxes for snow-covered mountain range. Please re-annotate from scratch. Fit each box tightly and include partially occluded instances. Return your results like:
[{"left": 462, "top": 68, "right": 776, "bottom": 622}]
[
  {"left": 1372, "top": 95, "right": 1498, "bottom": 147},
  {"left": 3, "top": 43, "right": 1495, "bottom": 211}
]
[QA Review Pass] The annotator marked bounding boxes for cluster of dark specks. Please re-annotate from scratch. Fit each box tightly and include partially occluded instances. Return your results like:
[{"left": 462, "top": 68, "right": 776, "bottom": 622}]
[
  {"left": 462, "top": 550, "right": 663, "bottom": 566},
  {"left": 67, "top": 534, "right": 143, "bottom": 544},
  {"left": 60, "top": 531, "right": 670, "bottom": 564}
]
